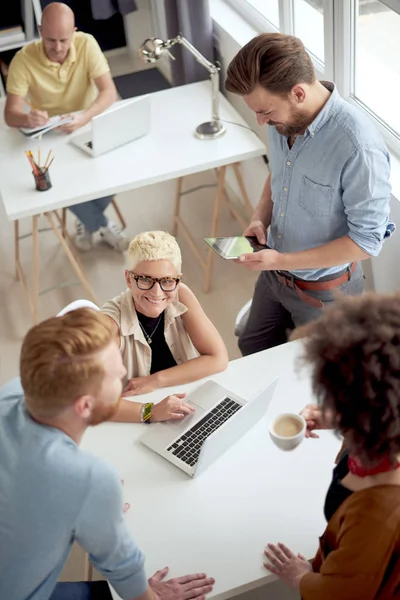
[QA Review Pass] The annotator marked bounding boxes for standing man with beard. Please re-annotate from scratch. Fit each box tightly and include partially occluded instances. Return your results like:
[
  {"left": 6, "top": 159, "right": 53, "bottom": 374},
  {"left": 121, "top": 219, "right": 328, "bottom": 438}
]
[
  {"left": 0, "top": 308, "right": 214, "bottom": 600},
  {"left": 225, "top": 33, "right": 393, "bottom": 356}
]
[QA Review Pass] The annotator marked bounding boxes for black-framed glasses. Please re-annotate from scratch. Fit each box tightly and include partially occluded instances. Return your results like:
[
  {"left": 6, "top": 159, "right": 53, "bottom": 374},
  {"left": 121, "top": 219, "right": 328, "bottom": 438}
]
[{"left": 130, "top": 272, "right": 181, "bottom": 292}]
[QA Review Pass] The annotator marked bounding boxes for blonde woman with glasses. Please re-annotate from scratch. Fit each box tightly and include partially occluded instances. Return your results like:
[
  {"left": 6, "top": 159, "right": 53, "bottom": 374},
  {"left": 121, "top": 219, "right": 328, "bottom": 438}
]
[{"left": 101, "top": 231, "right": 228, "bottom": 424}]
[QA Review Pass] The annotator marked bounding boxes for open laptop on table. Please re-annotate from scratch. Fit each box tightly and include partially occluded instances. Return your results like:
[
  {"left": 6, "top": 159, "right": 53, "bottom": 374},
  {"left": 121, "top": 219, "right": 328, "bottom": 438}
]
[
  {"left": 140, "top": 378, "right": 278, "bottom": 477},
  {"left": 71, "top": 95, "right": 150, "bottom": 157}
]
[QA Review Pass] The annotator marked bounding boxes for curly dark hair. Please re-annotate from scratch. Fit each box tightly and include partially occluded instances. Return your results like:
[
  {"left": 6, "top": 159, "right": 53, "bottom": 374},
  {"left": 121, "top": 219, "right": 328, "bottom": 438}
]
[{"left": 292, "top": 292, "right": 400, "bottom": 466}]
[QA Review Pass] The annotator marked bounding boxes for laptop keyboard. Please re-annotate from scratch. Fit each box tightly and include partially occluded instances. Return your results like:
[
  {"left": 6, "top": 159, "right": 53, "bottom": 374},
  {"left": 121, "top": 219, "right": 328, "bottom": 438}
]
[
  {"left": 166, "top": 397, "right": 242, "bottom": 467},
  {"left": 85, "top": 141, "right": 93, "bottom": 149}
]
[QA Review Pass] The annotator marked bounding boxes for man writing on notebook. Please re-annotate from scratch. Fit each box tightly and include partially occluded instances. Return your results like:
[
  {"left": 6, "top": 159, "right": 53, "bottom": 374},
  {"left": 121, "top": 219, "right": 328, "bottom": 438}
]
[
  {"left": 0, "top": 307, "right": 215, "bottom": 600},
  {"left": 4, "top": 2, "right": 129, "bottom": 253}
]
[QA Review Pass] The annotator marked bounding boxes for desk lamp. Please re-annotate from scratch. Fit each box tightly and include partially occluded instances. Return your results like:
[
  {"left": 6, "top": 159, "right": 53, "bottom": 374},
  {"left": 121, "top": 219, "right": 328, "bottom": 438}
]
[{"left": 139, "top": 35, "right": 226, "bottom": 140}]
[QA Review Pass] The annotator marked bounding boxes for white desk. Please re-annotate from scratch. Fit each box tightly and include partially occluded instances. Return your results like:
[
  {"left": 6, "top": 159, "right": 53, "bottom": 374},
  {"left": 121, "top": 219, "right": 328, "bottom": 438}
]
[
  {"left": 0, "top": 82, "right": 266, "bottom": 320},
  {"left": 81, "top": 340, "right": 341, "bottom": 600}
]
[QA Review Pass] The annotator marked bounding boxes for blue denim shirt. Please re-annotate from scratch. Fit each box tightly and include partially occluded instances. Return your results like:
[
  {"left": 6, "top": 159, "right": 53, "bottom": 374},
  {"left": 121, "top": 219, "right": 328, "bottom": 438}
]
[{"left": 267, "top": 82, "right": 393, "bottom": 280}]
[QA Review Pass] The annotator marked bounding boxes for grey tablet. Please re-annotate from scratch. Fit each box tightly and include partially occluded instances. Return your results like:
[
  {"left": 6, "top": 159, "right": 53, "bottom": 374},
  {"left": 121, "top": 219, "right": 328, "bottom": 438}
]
[{"left": 204, "top": 236, "right": 267, "bottom": 259}]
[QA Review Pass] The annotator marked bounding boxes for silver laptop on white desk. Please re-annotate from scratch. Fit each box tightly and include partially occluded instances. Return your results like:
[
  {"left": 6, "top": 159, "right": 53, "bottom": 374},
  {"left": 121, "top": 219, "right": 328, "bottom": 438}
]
[
  {"left": 71, "top": 96, "right": 150, "bottom": 157},
  {"left": 140, "top": 378, "right": 278, "bottom": 477}
]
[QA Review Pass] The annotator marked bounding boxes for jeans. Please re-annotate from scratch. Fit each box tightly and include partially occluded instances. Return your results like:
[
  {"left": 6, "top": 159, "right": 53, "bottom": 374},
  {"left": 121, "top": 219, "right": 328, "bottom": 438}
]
[
  {"left": 69, "top": 196, "right": 113, "bottom": 233},
  {"left": 239, "top": 263, "right": 365, "bottom": 356},
  {"left": 49, "top": 581, "right": 113, "bottom": 600}
]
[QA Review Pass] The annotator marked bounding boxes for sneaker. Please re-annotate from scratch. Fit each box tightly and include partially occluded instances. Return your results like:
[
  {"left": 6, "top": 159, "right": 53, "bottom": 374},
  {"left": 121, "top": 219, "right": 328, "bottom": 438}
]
[
  {"left": 74, "top": 220, "right": 93, "bottom": 252},
  {"left": 99, "top": 220, "right": 129, "bottom": 252}
]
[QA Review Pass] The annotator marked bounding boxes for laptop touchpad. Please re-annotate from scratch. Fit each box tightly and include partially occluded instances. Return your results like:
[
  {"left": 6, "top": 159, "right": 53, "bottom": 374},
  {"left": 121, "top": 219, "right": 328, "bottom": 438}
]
[{"left": 169, "top": 402, "right": 205, "bottom": 433}]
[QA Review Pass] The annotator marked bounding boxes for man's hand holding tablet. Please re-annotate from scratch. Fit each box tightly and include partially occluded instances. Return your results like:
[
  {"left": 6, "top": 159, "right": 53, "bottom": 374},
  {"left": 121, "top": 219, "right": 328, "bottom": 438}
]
[{"left": 204, "top": 236, "right": 268, "bottom": 260}]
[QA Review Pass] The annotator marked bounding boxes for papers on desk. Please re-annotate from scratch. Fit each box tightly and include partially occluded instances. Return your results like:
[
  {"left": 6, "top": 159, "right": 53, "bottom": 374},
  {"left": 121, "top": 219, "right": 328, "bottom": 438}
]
[{"left": 19, "top": 115, "right": 73, "bottom": 138}]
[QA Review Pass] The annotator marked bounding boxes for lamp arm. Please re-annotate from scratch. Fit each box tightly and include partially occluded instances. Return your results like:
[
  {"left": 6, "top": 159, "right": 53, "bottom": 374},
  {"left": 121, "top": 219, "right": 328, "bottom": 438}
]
[
  {"left": 165, "top": 34, "right": 220, "bottom": 122},
  {"left": 173, "top": 34, "right": 219, "bottom": 75}
]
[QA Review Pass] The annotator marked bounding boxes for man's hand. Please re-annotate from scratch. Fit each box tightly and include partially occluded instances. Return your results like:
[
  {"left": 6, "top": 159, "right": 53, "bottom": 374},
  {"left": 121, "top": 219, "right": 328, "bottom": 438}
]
[
  {"left": 300, "top": 404, "right": 334, "bottom": 438},
  {"left": 151, "top": 394, "right": 195, "bottom": 422},
  {"left": 122, "top": 375, "right": 160, "bottom": 396},
  {"left": 264, "top": 543, "right": 312, "bottom": 590},
  {"left": 243, "top": 219, "right": 267, "bottom": 245},
  {"left": 149, "top": 567, "right": 215, "bottom": 600},
  {"left": 59, "top": 112, "right": 89, "bottom": 133},
  {"left": 25, "top": 109, "right": 49, "bottom": 129},
  {"left": 235, "top": 248, "right": 280, "bottom": 271}
]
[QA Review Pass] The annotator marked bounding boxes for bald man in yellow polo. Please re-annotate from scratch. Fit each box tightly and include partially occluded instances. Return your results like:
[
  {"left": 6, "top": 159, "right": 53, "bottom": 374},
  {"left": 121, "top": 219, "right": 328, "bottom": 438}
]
[{"left": 5, "top": 2, "right": 129, "bottom": 252}]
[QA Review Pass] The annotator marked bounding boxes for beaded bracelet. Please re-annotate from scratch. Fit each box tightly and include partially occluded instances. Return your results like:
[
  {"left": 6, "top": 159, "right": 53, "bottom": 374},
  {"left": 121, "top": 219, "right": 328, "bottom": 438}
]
[{"left": 140, "top": 402, "right": 153, "bottom": 424}]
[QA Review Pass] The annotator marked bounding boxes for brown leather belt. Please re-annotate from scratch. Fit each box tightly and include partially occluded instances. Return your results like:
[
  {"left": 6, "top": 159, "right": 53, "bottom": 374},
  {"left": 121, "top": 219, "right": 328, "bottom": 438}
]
[{"left": 276, "top": 262, "right": 357, "bottom": 308}]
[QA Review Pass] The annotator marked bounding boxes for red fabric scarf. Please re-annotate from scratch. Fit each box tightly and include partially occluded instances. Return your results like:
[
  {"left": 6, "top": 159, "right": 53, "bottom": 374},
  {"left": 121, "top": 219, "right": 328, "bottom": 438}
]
[{"left": 348, "top": 454, "right": 400, "bottom": 477}]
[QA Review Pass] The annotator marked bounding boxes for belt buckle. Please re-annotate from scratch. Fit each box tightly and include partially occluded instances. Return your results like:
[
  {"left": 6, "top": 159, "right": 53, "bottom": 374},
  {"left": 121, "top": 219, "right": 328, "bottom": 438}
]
[{"left": 277, "top": 270, "right": 295, "bottom": 289}]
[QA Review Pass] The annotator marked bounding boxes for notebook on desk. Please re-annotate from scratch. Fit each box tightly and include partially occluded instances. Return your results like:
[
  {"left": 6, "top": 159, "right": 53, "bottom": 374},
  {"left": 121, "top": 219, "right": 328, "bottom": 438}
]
[
  {"left": 140, "top": 378, "right": 278, "bottom": 477},
  {"left": 70, "top": 96, "right": 151, "bottom": 157},
  {"left": 19, "top": 115, "right": 74, "bottom": 138}
]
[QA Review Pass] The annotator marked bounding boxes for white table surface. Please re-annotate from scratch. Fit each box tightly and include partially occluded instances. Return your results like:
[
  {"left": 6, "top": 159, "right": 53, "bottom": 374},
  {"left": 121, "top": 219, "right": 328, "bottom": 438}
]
[
  {"left": 0, "top": 81, "right": 266, "bottom": 221},
  {"left": 81, "top": 340, "right": 341, "bottom": 600}
]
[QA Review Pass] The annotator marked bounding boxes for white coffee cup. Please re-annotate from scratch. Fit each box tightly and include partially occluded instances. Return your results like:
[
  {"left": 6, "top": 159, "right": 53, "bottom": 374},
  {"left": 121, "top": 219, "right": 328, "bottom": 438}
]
[{"left": 269, "top": 413, "right": 306, "bottom": 451}]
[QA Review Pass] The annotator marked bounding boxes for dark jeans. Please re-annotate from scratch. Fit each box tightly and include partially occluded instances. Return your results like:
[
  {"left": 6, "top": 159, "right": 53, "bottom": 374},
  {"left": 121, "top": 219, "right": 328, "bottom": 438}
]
[
  {"left": 68, "top": 196, "right": 113, "bottom": 233},
  {"left": 49, "top": 581, "right": 113, "bottom": 600},
  {"left": 239, "top": 263, "right": 365, "bottom": 356}
]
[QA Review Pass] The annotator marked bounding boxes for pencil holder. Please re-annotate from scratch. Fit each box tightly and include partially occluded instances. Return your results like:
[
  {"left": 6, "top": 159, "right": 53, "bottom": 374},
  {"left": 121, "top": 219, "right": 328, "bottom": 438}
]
[{"left": 33, "top": 169, "right": 52, "bottom": 192}]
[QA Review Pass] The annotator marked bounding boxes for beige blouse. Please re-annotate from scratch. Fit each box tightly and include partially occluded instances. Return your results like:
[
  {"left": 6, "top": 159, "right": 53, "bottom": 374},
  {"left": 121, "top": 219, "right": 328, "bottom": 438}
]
[{"left": 100, "top": 289, "right": 199, "bottom": 382}]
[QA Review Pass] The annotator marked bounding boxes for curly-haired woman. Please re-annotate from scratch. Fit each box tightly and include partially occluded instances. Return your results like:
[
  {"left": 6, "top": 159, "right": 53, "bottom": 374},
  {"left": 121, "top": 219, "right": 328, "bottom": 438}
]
[{"left": 264, "top": 292, "right": 400, "bottom": 600}]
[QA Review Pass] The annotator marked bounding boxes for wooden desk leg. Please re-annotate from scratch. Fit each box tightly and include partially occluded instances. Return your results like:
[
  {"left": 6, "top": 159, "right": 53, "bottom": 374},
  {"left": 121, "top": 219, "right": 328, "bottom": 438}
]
[
  {"left": 14, "top": 219, "right": 35, "bottom": 318},
  {"left": 173, "top": 177, "right": 183, "bottom": 237},
  {"left": 61, "top": 208, "right": 67, "bottom": 238},
  {"left": 84, "top": 552, "right": 93, "bottom": 581},
  {"left": 232, "top": 162, "right": 253, "bottom": 217},
  {"left": 52, "top": 210, "right": 80, "bottom": 260},
  {"left": 14, "top": 220, "right": 20, "bottom": 281},
  {"left": 204, "top": 165, "right": 227, "bottom": 293},
  {"left": 111, "top": 197, "right": 126, "bottom": 230},
  {"left": 45, "top": 212, "right": 98, "bottom": 305},
  {"left": 214, "top": 167, "right": 235, "bottom": 220},
  {"left": 32, "top": 215, "right": 39, "bottom": 324}
]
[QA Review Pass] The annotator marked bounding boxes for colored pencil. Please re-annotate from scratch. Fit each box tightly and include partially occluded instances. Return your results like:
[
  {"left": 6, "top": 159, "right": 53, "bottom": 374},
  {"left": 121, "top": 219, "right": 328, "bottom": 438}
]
[
  {"left": 25, "top": 151, "right": 40, "bottom": 176},
  {"left": 44, "top": 149, "right": 52, "bottom": 169},
  {"left": 45, "top": 156, "right": 55, "bottom": 172}
]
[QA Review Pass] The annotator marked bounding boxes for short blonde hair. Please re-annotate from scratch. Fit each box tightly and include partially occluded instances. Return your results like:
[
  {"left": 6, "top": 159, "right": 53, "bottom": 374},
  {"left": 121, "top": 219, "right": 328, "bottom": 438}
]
[
  {"left": 127, "top": 231, "right": 182, "bottom": 273},
  {"left": 20, "top": 309, "right": 115, "bottom": 419}
]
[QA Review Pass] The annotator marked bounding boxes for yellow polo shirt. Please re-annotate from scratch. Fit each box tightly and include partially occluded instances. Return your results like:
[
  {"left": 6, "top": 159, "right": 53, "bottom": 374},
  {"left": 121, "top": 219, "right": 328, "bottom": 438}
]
[{"left": 6, "top": 32, "right": 110, "bottom": 117}]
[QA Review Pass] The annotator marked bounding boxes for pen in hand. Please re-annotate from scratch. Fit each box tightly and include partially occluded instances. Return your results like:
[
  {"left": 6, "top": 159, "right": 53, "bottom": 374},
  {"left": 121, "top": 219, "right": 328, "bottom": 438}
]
[{"left": 24, "top": 99, "right": 49, "bottom": 129}]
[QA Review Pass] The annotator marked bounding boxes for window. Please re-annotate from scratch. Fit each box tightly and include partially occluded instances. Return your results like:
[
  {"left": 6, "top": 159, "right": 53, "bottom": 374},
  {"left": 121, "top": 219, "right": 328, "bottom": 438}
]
[
  {"left": 353, "top": 0, "right": 400, "bottom": 136},
  {"left": 293, "top": 0, "right": 324, "bottom": 63},
  {"left": 236, "top": 0, "right": 280, "bottom": 29},
  {"left": 226, "top": 0, "right": 326, "bottom": 68}
]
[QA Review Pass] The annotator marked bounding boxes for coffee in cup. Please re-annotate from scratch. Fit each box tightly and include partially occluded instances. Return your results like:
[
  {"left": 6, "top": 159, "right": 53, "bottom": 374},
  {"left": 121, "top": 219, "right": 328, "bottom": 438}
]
[{"left": 269, "top": 413, "right": 306, "bottom": 451}]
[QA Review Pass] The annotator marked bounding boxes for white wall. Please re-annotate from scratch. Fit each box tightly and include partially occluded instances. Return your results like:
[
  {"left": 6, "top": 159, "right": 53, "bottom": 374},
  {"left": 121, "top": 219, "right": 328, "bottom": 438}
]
[
  {"left": 123, "top": 1, "right": 173, "bottom": 86},
  {"left": 123, "top": 0, "right": 154, "bottom": 58},
  {"left": 370, "top": 196, "right": 400, "bottom": 292}
]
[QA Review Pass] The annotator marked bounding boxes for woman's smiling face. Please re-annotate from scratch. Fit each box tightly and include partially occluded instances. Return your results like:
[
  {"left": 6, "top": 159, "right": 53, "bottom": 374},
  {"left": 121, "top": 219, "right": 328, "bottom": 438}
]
[{"left": 125, "top": 259, "right": 181, "bottom": 318}]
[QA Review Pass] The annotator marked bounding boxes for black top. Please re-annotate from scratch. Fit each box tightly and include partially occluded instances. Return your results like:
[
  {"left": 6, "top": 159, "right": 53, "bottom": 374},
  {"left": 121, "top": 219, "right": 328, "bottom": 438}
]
[
  {"left": 324, "top": 450, "right": 353, "bottom": 522},
  {"left": 136, "top": 311, "right": 177, "bottom": 375}
]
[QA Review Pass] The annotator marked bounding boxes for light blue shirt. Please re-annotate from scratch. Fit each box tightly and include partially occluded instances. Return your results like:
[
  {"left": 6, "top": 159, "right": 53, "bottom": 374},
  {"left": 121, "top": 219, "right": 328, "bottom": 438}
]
[
  {"left": 0, "top": 378, "right": 148, "bottom": 600},
  {"left": 268, "top": 81, "right": 394, "bottom": 280}
]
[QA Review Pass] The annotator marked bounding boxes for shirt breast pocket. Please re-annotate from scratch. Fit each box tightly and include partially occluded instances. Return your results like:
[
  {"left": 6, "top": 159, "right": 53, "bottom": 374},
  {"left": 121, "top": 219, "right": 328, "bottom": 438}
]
[{"left": 299, "top": 176, "right": 333, "bottom": 218}]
